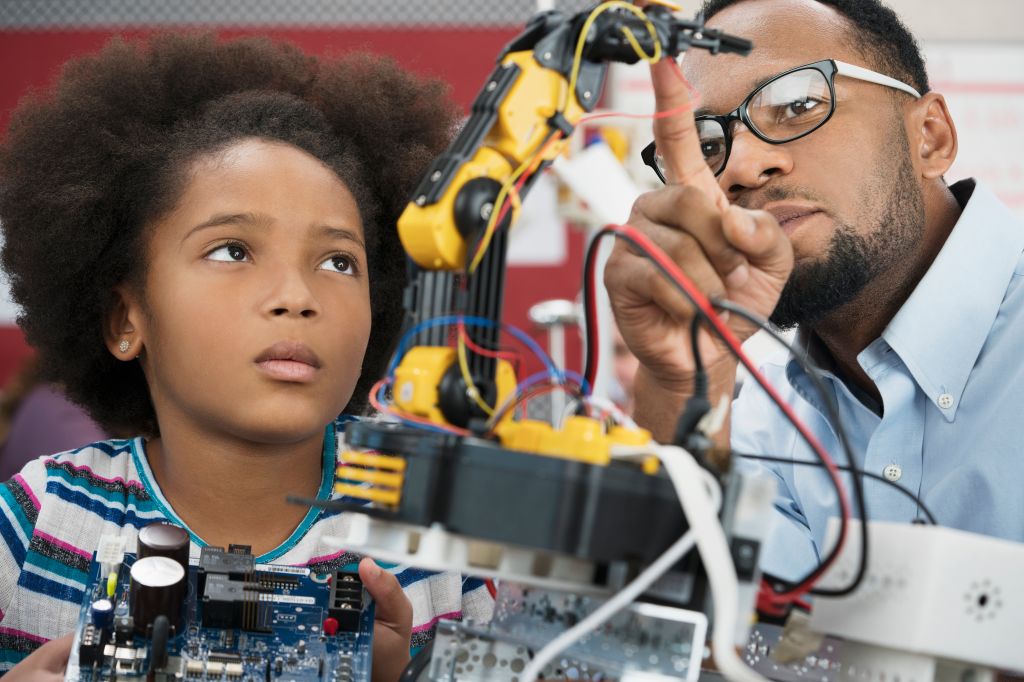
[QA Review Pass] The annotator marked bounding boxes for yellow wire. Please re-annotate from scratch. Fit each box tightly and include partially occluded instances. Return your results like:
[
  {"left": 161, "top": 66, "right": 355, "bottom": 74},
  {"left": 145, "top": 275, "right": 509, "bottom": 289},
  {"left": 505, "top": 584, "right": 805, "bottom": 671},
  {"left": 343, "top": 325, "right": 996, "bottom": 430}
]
[
  {"left": 620, "top": 24, "right": 661, "bottom": 63},
  {"left": 645, "top": 0, "right": 682, "bottom": 10},
  {"left": 457, "top": 330, "right": 495, "bottom": 416},
  {"left": 468, "top": 3, "right": 660, "bottom": 276},
  {"left": 467, "top": 152, "right": 529, "bottom": 274},
  {"left": 563, "top": 2, "right": 662, "bottom": 113}
]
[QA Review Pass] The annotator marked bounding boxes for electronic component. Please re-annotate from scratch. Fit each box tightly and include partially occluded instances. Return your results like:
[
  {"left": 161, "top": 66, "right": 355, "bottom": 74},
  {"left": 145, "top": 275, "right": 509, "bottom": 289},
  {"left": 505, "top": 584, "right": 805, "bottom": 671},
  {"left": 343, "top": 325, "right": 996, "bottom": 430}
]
[
  {"left": 129, "top": 555, "right": 186, "bottom": 634},
  {"left": 812, "top": 520, "right": 1024, "bottom": 676},
  {"left": 90, "top": 599, "right": 115, "bottom": 630},
  {"left": 327, "top": 571, "right": 365, "bottom": 633},
  {"left": 136, "top": 522, "right": 189, "bottom": 571},
  {"left": 65, "top": 526, "right": 374, "bottom": 681},
  {"left": 424, "top": 582, "right": 707, "bottom": 682}
]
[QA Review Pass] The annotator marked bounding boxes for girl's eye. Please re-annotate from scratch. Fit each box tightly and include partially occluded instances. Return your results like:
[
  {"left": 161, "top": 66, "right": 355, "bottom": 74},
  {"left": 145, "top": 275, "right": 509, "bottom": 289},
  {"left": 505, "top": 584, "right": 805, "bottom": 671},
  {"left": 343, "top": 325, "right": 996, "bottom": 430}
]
[
  {"left": 319, "top": 254, "right": 358, "bottom": 276},
  {"left": 207, "top": 243, "right": 249, "bottom": 262}
]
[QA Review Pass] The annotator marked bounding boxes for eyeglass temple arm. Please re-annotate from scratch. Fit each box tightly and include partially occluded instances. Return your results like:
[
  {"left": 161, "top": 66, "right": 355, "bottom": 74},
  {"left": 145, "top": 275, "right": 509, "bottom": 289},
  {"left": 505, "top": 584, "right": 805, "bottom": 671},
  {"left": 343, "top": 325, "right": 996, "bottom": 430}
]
[{"left": 834, "top": 60, "right": 921, "bottom": 99}]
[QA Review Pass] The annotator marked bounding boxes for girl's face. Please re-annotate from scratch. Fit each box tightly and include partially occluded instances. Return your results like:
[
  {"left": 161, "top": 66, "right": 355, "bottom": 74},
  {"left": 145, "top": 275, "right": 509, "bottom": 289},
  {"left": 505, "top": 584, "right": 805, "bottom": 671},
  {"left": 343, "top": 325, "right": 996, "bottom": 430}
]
[{"left": 122, "top": 139, "right": 372, "bottom": 444}]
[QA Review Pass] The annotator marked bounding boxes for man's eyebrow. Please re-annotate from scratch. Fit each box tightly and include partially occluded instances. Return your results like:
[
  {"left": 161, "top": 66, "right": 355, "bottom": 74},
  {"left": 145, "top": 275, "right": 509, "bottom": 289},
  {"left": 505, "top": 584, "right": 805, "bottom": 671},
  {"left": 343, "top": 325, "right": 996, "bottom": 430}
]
[{"left": 695, "top": 72, "right": 782, "bottom": 117}]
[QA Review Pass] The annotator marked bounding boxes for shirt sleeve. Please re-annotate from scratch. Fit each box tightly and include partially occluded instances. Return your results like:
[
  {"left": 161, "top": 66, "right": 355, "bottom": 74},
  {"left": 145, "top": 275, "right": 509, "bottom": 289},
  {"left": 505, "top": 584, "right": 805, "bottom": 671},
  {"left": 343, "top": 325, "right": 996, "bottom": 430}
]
[
  {"left": 0, "top": 456, "right": 46, "bottom": 622},
  {"left": 458, "top": 576, "right": 495, "bottom": 624},
  {"left": 731, "top": 376, "right": 820, "bottom": 583}
]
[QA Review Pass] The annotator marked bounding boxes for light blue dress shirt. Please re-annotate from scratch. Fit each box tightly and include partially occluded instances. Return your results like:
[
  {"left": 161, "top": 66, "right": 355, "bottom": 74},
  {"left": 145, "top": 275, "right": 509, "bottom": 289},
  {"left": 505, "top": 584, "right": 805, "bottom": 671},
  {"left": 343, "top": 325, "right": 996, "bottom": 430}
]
[{"left": 731, "top": 180, "right": 1024, "bottom": 580}]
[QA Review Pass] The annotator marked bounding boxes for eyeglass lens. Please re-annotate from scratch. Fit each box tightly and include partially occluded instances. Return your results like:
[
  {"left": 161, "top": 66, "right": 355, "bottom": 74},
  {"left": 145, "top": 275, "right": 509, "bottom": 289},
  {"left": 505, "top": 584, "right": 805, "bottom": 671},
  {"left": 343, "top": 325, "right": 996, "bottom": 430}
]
[{"left": 653, "top": 67, "right": 833, "bottom": 177}]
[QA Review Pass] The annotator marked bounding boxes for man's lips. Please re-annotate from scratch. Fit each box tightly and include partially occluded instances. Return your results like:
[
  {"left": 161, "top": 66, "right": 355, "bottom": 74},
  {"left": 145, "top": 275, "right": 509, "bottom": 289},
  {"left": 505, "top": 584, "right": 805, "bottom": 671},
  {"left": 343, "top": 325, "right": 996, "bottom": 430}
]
[
  {"left": 254, "top": 341, "right": 322, "bottom": 383},
  {"left": 762, "top": 203, "right": 824, "bottom": 236}
]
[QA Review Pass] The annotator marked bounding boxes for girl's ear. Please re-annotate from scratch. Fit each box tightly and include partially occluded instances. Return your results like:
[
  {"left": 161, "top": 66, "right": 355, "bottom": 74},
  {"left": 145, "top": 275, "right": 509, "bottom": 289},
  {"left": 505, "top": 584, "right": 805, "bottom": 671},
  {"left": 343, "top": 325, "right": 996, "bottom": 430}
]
[{"left": 104, "top": 285, "right": 145, "bottom": 361}]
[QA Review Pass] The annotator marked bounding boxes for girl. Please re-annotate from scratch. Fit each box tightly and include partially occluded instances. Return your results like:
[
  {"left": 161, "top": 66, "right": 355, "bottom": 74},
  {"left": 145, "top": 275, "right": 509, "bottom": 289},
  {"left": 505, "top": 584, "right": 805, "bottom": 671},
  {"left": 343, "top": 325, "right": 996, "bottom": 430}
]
[{"left": 0, "top": 33, "right": 492, "bottom": 679}]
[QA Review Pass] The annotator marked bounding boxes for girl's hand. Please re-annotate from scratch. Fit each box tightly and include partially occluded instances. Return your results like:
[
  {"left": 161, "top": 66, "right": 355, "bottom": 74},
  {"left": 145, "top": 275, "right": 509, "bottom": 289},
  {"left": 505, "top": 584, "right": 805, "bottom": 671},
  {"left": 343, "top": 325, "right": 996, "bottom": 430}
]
[
  {"left": 359, "top": 557, "right": 413, "bottom": 682},
  {"left": 4, "top": 633, "right": 74, "bottom": 681}
]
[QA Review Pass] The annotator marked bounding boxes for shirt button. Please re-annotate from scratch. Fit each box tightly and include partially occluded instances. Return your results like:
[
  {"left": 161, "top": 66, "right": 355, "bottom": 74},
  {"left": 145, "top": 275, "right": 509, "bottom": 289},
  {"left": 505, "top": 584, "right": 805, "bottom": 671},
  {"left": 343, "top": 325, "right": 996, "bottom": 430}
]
[
  {"left": 938, "top": 393, "right": 954, "bottom": 409},
  {"left": 883, "top": 464, "right": 902, "bottom": 482}
]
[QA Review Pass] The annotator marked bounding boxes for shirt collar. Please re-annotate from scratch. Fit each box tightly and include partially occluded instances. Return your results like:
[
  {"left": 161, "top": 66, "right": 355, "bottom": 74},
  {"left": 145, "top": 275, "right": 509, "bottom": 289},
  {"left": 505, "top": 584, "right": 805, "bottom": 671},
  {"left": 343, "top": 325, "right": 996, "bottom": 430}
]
[
  {"left": 881, "top": 179, "right": 1024, "bottom": 421},
  {"left": 786, "top": 180, "right": 1024, "bottom": 422}
]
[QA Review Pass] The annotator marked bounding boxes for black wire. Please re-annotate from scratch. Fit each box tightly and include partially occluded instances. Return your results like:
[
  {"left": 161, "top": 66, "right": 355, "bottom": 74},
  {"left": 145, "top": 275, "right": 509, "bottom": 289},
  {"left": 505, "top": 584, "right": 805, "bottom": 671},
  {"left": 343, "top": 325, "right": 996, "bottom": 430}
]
[
  {"left": 713, "top": 298, "right": 869, "bottom": 598},
  {"left": 581, "top": 230, "right": 603, "bottom": 389},
  {"left": 689, "top": 315, "right": 705, "bottom": 376},
  {"left": 583, "top": 226, "right": 866, "bottom": 598},
  {"left": 738, "top": 453, "right": 938, "bottom": 525},
  {"left": 400, "top": 638, "right": 435, "bottom": 682}
]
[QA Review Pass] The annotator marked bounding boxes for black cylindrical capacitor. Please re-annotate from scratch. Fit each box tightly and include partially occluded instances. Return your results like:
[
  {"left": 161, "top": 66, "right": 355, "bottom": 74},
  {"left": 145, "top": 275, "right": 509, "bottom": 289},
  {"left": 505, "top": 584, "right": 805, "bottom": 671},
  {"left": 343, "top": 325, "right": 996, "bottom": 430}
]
[
  {"left": 129, "top": 555, "right": 186, "bottom": 634},
  {"left": 137, "top": 522, "right": 190, "bottom": 573}
]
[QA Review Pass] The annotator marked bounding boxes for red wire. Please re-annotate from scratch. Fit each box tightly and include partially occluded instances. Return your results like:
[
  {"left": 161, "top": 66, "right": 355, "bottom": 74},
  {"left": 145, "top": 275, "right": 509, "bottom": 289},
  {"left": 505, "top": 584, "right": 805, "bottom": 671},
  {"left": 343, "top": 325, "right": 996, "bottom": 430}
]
[
  {"left": 599, "top": 224, "right": 850, "bottom": 603},
  {"left": 368, "top": 378, "right": 470, "bottom": 437},
  {"left": 468, "top": 132, "right": 565, "bottom": 270},
  {"left": 485, "top": 579, "right": 498, "bottom": 599},
  {"left": 456, "top": 319, "right": 521, "bottom": 373}
]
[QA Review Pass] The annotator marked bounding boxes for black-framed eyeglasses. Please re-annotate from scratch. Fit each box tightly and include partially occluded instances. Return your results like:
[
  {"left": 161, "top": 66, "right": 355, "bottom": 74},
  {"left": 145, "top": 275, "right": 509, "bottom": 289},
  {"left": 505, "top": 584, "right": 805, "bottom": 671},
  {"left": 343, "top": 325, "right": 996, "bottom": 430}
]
[{"left": 641, "top": 59, "right": 921, "bottom": 181}]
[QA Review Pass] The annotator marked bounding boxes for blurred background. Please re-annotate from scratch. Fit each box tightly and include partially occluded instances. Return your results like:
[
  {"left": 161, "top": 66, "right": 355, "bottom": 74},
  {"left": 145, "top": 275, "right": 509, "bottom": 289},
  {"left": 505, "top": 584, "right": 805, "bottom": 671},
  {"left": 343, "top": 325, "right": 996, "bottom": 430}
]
[{"left": 0, "top": 0, "right": 1021, "bottom": 413}]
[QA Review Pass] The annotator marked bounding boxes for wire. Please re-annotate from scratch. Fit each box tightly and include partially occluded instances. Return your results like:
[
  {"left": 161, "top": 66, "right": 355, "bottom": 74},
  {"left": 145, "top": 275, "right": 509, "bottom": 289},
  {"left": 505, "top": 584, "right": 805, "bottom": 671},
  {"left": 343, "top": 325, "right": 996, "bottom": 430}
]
[
  {"left": 584, "top": 224, "right": 854, "bottom": 604},
  {"left": 400, "top": 639, "right": 434, "bottom": 682},
  {"left": 457, "top": 319, "right": 521, "bottom": 368},
  {"left": 470, "top": 2, "right": 677, "bottom": 275},
  {"left": 520, "top": 446, "right": 720, "bottom": 682},
  {"left": 369, "top": 378, "right": 470, "bottom": 436},
  {"left": 563, "top": 2, "right": 662, "bottom": 113},
  {"left": 713, "top": 299, "right": 869, "bottom": 601},
  {"left": 658, "top": 444, "right": 771, "bottom": 682},
  {"left": 521, "top": 535, "right": 697, "bottom": 682},
  {"left": 738, "top": 453, "right": 938, "bottom": 525},
  {"left": 456, "top": 329, "right": 496, "bottom": 416},
  {"left": 487, "top": 370, "right": 589, "bottom": 430},
  {"left": 467, "top": 131, "right": 561, "bottom": 274},
  {"left": 579, "top": 61, "right": 702, "bottom": 391},
  {"left": 388, "top": 315, "right": 560, "bottom": 382}
]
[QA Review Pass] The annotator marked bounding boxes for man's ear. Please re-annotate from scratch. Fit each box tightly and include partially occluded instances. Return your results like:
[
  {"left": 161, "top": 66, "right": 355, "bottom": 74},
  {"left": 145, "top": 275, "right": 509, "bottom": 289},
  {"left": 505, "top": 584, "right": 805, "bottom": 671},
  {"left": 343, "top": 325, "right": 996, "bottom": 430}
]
[
  {"left": 104, "top": 285, "right": 145, "bottom": 360},
  {"left": 907, "top": 92, "right": 958, "bottom": 179}
]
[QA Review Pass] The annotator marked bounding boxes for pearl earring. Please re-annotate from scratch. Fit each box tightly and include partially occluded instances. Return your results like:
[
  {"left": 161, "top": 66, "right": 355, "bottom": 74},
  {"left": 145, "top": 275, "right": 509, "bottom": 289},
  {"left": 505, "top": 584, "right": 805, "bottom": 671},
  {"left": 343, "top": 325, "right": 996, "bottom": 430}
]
[{"left": 118, "top": 339, "right": 130, "bottom": 354}]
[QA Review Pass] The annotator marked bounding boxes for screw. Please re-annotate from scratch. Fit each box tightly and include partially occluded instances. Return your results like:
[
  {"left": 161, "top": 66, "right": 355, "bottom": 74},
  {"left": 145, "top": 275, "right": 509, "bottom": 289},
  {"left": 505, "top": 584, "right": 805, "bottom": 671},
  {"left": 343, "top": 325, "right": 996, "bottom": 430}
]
[
  {"left": 543, "top": 52, "right": 552, "bottom": 61},
  {"left": 480, "top": 202, "right": 494, "bottom": 220},
  {"left": 416, "top": 195, "right": 426, "bottom": 206},
  {"left": 583, "top": 90, "right": 592, "bottom": 99},
  {"left": 486, "top": 81, "right": 497, "bottom": 92},
  {"left": 431, "top": 170, "right": 442, "bottom": 182}
]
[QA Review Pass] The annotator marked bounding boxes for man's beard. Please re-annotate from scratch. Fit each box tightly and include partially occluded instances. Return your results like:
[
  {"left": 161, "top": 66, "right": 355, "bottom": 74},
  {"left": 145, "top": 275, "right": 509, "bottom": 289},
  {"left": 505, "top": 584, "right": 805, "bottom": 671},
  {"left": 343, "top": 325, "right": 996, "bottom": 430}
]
[{"left": 769, "top": 151, "right": 925, "bottom": 331}]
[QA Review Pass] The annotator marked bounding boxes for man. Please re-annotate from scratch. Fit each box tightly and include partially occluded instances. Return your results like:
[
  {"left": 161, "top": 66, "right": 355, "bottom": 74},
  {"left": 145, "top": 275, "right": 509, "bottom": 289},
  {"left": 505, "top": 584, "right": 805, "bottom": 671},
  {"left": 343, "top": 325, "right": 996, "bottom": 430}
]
[{"left": 606, "top": 0, "right": 1024, "bottom": 581}]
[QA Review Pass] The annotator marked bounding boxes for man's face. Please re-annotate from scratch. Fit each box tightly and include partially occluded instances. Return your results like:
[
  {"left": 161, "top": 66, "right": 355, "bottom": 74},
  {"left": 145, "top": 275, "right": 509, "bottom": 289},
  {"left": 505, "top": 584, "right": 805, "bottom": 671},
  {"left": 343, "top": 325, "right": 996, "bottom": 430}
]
[{"left": 682, "top": 0, "right": 926, "bottom": 329}]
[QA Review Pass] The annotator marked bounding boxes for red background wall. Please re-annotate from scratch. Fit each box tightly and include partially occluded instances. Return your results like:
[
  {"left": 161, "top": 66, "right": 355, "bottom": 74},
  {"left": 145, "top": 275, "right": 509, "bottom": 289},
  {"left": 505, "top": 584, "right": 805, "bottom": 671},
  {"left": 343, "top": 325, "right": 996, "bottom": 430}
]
[{"left": 0, "top": 27, "right": 586, "bottom": 387}]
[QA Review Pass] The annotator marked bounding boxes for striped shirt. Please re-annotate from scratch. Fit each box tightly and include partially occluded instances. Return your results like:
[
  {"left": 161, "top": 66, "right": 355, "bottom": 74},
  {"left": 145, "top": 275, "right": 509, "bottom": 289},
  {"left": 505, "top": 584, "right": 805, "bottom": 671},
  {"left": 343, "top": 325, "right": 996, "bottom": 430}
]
[{"left": 0, "top": 417, "right": 493, "bottom": 671}]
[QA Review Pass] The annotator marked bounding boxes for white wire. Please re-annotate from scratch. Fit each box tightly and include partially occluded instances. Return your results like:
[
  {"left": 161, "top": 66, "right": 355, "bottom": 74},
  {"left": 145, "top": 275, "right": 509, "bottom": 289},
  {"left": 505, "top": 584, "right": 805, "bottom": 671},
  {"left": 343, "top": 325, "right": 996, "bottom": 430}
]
[
  {"left": 657, "top": 445, "right": 772, "bottom": 682},
  {"left": 520, "top": 456, "right": 721, "bottom": 682}
]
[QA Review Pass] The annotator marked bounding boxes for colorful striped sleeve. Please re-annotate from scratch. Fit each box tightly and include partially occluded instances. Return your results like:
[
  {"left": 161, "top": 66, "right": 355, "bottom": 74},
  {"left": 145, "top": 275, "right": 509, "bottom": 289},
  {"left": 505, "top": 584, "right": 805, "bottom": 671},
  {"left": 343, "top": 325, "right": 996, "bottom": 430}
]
[{"left": 0, "top": 458, "right": 46, "bottom": 623}]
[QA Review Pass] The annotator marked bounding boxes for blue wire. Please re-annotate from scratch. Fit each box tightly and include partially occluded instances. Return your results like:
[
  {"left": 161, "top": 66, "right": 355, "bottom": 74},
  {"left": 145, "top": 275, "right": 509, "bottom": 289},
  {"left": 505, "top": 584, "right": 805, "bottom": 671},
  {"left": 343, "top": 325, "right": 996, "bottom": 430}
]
[{"left": 388, "top": 315, "right": 586, "bottom": 393}]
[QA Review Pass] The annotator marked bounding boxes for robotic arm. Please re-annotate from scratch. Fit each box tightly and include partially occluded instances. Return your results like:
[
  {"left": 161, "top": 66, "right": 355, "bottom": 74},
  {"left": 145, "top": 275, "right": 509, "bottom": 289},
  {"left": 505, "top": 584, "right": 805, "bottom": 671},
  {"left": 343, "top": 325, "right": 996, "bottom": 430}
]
[{"left": 394, "top": 2, "right": 751, "bottom": 431}]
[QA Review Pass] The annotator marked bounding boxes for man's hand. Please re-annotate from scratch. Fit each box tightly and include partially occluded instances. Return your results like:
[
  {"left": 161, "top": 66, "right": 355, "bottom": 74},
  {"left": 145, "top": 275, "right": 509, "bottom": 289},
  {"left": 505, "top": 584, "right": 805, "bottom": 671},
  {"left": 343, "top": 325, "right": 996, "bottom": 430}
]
[
  {"left": 3, "top": 633, "right": 73, "bottom": 681},
  {"left": 359, "top": 557, "right": 413, "bottom": 682},
  {"left": 604, "top": 58, "right": 792, "bottom": 440}
]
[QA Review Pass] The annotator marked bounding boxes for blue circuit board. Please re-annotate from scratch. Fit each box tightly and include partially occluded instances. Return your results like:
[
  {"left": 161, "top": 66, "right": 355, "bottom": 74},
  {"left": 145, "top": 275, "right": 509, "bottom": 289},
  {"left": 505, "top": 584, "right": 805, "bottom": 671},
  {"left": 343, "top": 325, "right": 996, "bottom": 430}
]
[{"left": 65, "top": 542, "right": 374, "bottom": 682}]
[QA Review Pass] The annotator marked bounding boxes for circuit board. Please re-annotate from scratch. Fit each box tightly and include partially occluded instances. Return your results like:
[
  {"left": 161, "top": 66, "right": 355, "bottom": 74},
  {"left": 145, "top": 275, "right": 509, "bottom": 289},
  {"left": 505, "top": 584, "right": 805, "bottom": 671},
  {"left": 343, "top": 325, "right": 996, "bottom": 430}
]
[{"left": 65, "top": 536, "right": 374, "bottom": 682}]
